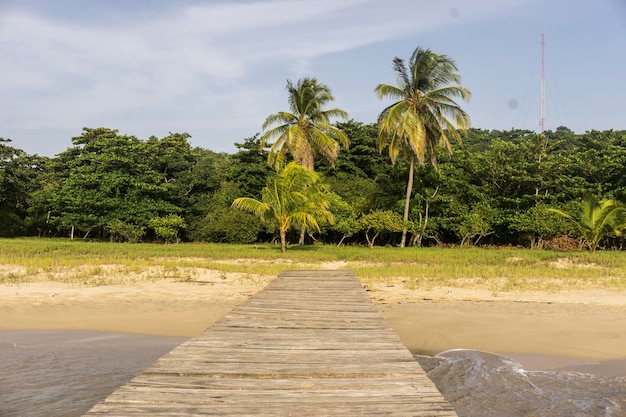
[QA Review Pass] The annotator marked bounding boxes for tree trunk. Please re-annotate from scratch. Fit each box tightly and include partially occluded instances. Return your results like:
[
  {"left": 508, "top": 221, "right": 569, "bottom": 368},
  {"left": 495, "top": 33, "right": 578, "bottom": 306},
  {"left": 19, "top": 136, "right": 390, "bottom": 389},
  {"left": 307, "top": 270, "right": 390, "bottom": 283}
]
[
  {"left": 365, "top": 231, "right": 379, "bottom": 249},
  {"left": 298, "top": 227, "right": 306, "bottom": 245},
  {"left": 400, "top": 155, "right": 415, "bottom": 248},
  {"left": 280, "top": 230, "right": 287, "bottom": 253}
]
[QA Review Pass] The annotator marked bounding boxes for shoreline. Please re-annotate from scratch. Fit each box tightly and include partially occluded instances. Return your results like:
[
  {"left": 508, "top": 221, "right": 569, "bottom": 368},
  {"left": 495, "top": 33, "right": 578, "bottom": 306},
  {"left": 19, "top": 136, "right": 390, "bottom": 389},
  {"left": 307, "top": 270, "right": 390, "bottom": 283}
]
[{"left": 2, "top": 275, "right": 626, "bottom": 368}]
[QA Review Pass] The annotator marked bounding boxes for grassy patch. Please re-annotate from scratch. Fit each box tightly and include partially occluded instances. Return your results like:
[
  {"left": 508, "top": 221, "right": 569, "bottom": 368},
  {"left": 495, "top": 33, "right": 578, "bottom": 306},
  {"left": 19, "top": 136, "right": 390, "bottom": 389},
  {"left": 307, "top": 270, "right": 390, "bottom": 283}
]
[{"left": 1, "top": 238, "right": 625, "bottom": 292}]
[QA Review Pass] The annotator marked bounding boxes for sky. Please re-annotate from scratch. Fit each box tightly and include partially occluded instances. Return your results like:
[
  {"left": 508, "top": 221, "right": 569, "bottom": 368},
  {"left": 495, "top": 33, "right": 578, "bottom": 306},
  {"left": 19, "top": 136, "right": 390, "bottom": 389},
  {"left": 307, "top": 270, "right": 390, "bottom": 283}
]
[{"left": 1, "top": 0, "right": 626, "bottom": 157}]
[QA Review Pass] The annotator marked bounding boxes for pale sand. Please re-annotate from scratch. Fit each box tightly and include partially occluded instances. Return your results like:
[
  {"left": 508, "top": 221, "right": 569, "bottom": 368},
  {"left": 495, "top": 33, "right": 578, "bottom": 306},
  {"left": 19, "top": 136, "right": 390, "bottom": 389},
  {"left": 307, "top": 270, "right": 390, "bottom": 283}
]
[{"left": 2, "top": 271, "right": 625, "bottom": 367}]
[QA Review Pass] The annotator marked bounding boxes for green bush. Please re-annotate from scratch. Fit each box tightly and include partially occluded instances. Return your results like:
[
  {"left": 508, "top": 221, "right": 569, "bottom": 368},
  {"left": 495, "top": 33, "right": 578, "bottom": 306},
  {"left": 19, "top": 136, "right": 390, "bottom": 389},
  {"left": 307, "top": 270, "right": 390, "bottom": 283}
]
[{"left": 148, "top": 215, "right": 186, "bottom": 244}]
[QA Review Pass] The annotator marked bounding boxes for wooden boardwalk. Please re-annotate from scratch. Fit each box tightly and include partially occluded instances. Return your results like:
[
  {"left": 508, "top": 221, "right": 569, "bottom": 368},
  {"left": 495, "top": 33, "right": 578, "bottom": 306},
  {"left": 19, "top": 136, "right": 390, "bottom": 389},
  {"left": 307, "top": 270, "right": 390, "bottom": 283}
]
[{"left": 84, "top": 270, "right": 457, "bottom": 416}]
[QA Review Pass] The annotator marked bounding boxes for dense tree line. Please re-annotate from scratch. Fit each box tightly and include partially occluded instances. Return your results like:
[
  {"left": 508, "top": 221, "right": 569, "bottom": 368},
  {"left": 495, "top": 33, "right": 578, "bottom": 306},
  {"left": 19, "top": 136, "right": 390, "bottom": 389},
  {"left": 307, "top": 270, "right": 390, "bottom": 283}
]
[
  {"left": 3, "top": 46, "right": 625, "bottom": 251},
  {"left": 1, "top": 124, "right": 626, "bottom": 249}
]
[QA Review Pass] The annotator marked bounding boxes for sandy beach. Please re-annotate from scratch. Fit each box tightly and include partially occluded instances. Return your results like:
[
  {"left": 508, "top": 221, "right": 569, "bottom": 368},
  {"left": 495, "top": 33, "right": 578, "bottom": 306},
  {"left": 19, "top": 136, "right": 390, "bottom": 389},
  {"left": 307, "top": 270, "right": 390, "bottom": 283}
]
[
  {"left": 2, "top": 271, "right": 625, "bottom": 366},
  {"left": 2, "top": 271, "right": 626, "bottom": 417}
]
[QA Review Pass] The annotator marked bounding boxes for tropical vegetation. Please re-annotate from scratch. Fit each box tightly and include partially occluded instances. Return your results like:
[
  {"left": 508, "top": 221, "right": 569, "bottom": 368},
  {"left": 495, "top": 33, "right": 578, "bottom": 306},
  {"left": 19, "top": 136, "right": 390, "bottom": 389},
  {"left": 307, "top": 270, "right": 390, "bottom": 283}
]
[
  {"left": 232, "top": 162, "right": 334, "bottom": 252},
  {"left": 1, "top": 46, "right": 626, "bottom": 253},
  {"left": 549, "top": 196, "right": 626, "bottom": 253},
  {"left": 375, "top": 47, "right": 471, "bottom": 247},
  {"left": 260, "top": 77, "right": 349, "bottom": 172}
]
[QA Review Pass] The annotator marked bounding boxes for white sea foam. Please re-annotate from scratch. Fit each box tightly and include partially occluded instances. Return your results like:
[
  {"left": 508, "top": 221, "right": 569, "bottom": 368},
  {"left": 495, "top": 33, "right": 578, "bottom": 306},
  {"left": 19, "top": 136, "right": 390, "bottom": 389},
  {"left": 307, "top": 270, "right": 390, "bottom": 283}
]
[{"left": 415, "top": 349, "right": 626, "bottom": 417}]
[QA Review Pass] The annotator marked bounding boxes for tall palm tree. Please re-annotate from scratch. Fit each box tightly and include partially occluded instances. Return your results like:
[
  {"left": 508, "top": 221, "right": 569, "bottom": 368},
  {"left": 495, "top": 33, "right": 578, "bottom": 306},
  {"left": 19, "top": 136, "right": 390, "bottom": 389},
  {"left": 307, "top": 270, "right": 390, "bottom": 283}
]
[
  {"left": 375, "top": 46, "right": 471, "bottom": 247},
  {"left": 231, "top": 162, "right": 334, "bottom": 253},
  {"left": 260, "top": 77, "right": 349, "bottom": 172},
  {"left": 549, "top": 195, "right": 626, "bottom": 253}
]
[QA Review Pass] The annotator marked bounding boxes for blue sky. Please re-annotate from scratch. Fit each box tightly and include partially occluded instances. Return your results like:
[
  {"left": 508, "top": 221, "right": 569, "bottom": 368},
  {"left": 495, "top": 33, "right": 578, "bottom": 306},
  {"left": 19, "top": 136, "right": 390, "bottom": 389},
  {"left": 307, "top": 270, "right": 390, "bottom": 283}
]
[{"left": 1, "top": 0, "right": 625, "bottom": 156}]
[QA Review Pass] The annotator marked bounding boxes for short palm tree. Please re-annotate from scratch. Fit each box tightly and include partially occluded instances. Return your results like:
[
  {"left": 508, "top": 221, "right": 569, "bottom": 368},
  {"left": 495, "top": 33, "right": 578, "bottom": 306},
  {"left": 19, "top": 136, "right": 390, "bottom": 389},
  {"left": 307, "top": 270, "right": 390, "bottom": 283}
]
[
  {"left": 375, "top": 46, "right": 471, "bottom": 247},
  {"left": 549, "top": 195, "right": 626, "bottom": 253},
  {"left": 260, "top": 77, "right": 349, "bottom": 171},
  {"left": 231, "top": 162, "right": 334, "bottom": 253}
]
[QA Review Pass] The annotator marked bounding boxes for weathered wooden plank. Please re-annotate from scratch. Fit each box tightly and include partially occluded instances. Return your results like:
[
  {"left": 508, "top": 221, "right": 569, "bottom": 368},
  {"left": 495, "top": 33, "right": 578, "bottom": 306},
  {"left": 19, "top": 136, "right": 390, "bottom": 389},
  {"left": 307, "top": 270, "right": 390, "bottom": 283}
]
[{"left": 83, "top": 270, "right": 457, "bottom": 416}]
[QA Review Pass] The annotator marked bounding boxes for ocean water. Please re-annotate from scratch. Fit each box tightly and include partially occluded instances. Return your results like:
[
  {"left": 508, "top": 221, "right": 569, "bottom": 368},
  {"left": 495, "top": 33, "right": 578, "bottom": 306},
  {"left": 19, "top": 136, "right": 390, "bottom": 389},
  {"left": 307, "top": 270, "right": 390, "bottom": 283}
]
[
  {"left": 416, "top": 350, "right": 626, "bottom": 417},
  {"left": 1, "top": 331, "right": 625, "bottom": 417},
  {"left": 0, "top": 331, "right": 186, "bottom": 417}
]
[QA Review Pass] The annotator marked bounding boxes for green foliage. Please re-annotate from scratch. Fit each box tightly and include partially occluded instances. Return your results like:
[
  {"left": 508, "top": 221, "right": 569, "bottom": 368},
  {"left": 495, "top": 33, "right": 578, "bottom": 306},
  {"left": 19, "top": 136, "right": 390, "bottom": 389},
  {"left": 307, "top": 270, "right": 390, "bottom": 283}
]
[
  {"left": 375, "top": 46, "right": 471, "bottom": 247},
  {"left": 325, "top": 192, "right": 360, "bottom": 246},
  {"left": 2, "top": 115, "right": 626, "bottom": 252},
  {"left": 194, "top": 207, "right": 263, "bottom": 244},
  {"left": 32, "top": 128, "right": 194, "bottom": 240},
  {"left": 189, "top": 182, "right": 265, "bottom": 244},
  {"left": 456, "top": 201, "right": 500, "bottom": 246},
  {"left": 260, "top": 77, "right": 349, "bottom": 171},
  {"left": 107, "top": 220, "right": 145, "bottom": 243},
  {"left": 232, "top": 162, "right": 334, "bottom": 252},
  {"left": 321, "top": 121, "right": 389, "bottom": 179},
  {"left": 549, "top": 195, "right": 626, "bottom": 253},
  {"left": 149, "top": 214, "right": 187, "bottom": 244},
  {"left": 0, "top": 139, "right": 46, "bottom": 236},
  {"left": 375, "top": 47, "right": 471, "bottom": 166},
  {"left": 359, "top": 210, "right": 404, "bottom": 248},
  {"left": 227, "top": 134, "right": 273, "bottom": 198},
  {"left": 509, "top": 204, "right": 569, "bottom": 248}
]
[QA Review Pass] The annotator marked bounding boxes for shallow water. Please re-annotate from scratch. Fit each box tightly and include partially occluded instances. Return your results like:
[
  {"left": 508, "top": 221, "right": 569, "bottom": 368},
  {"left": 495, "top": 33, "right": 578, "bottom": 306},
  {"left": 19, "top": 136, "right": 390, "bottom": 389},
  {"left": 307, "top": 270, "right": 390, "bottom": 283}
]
[
  {"left": 1, "top": 331, "right": 625, "bottom": 417},
  {"left": 416, "top": 350, "right": 626, "bottom": 417},
  {"left": 0, "top": 330, "right": 186, "bottom": 417}
]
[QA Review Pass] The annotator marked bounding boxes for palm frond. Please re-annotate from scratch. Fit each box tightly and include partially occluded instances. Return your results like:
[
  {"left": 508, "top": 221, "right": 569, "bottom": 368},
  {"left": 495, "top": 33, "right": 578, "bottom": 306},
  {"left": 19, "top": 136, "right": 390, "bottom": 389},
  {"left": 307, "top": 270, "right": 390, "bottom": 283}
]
[
  {"left": 231, "top": 197, "right": 270, "bottom": 220},
  {"left": 376, "top": 45, "right": 471, "bottom": 167},
  {"left": 262, "top": 78, "right": 348, "bottom": 171},
  {"left": 374, "top": 83, "right": 405, "bottom": 100}
]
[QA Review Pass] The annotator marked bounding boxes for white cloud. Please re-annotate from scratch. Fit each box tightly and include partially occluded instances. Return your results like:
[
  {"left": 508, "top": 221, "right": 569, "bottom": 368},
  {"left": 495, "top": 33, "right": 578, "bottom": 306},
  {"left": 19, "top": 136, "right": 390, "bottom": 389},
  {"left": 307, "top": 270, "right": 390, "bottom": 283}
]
[{"left": 0, "top": 0, "right": 553, "bottom": 153}]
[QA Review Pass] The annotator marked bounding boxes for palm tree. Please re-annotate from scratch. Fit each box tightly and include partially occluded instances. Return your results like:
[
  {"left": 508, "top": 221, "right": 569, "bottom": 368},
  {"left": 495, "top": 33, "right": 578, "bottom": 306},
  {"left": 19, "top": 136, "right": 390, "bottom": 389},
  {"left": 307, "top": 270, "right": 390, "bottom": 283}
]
[
  {"left": 260, "top": 77, "right": 349, "bottom": 172},
  {"left": 231, "top": 162, "right": 334, "bottom": 253},
  {"left": 549, "top": 195, "right": 626, "bottom": 253},
  {"left": 375, "top": 46, "right": 471, "bottom": 247}
]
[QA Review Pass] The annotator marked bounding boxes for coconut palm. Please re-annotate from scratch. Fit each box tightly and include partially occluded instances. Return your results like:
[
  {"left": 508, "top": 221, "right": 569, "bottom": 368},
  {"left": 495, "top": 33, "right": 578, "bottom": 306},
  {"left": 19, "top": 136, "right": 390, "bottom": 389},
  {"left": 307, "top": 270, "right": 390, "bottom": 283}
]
[
  {"left": 260, "top": 77, "right": 349, "bottom": 172},
  {"left": 549, "top": 195, "right": 626, "bottom": 253},
  {"left": 375, "top": 46, "right": 471, "bottom": 247},
  {"left": 231, "top": 162, "right": 334, "bottom": 253}
]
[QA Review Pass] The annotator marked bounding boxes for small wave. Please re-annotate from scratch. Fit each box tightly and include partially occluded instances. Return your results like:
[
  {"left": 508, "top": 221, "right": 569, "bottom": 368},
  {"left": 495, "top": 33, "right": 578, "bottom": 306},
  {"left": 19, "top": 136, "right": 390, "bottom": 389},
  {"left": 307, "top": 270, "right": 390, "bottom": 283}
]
[{"left": 415, "top": 349, "right": 626, "bottom": 417}]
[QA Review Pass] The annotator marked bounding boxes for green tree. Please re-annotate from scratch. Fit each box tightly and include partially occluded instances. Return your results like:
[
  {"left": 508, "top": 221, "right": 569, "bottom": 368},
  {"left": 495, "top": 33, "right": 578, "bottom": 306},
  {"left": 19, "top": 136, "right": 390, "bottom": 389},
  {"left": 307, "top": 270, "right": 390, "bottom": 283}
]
[
  {"left": 260, "top": 77, "right": 348, "bottom": 245},
  {"left": 39, "top": 128, "right": 189, "bottom": 239},
  {"left": 184, "top": 149, "right": 235, "bottom": 241},
  {"left": 509, "top": 204, "right": 568, "bottom": 249},
  {"left": 320, "top": 121, "right": 390, "bottom": 179},
  {"left": 375, "top": 46, "right": 471, "bottom": 247},
  {"left": 260, "top": 77, "right": 349, "bottom": 172},
  {"left": 0, "top": 139, "right": 46, "bottom": 236},
  {"left": 231, "top": 162, "right": 334, "bottom": 252},
  {"left": 456, "top": 201, "right": 500, "bottom": 246},
  {"left": 148, "top": 214, "right": 187, "bottom": 244},
  {"left": 107, "top": 220, "right": 145, "bottom": 243},
  {"left": 189, "top": 181, "right": 264, "bottom": 244},
  {"left": 227, "top": 134, "right": 273, "bottom": 198},
  {"left": 325, "top": 192, "right": 361, "bottom": 246},
  {"left": 549, "top": 195, "right": 626, "bottom": 253},
  {"left": 359, "top": 210, "right": 404, "bottom": 248}
]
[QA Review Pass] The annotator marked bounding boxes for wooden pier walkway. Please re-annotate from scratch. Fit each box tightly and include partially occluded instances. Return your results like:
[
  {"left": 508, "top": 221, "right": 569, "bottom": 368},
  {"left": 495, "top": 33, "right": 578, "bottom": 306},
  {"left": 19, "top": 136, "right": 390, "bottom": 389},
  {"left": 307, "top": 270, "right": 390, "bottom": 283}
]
[{"left": 84, "top": 270, "right": 457, "bottom": 416}]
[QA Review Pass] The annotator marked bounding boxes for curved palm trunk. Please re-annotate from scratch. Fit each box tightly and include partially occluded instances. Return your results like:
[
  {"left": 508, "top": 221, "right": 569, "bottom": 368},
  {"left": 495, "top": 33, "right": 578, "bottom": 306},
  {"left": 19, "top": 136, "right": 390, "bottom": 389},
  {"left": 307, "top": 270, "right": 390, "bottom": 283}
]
[{"left": 400, "top": 155, "right": 415, "bottom": 247}]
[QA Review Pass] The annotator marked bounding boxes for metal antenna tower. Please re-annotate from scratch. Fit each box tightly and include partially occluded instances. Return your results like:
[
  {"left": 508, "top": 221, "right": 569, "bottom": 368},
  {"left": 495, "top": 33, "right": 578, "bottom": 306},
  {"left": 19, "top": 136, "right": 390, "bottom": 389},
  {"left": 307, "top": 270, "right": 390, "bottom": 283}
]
[{"left": 539, "top": 32, "right": 546, "bottom": 135}]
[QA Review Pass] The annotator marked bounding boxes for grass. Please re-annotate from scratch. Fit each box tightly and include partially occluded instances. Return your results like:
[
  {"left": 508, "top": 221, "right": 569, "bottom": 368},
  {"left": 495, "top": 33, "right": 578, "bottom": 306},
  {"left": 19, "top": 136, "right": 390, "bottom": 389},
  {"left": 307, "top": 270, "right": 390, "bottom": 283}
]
[{"left": 1, "top": 238, "right": 626, "bottom": 292}]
